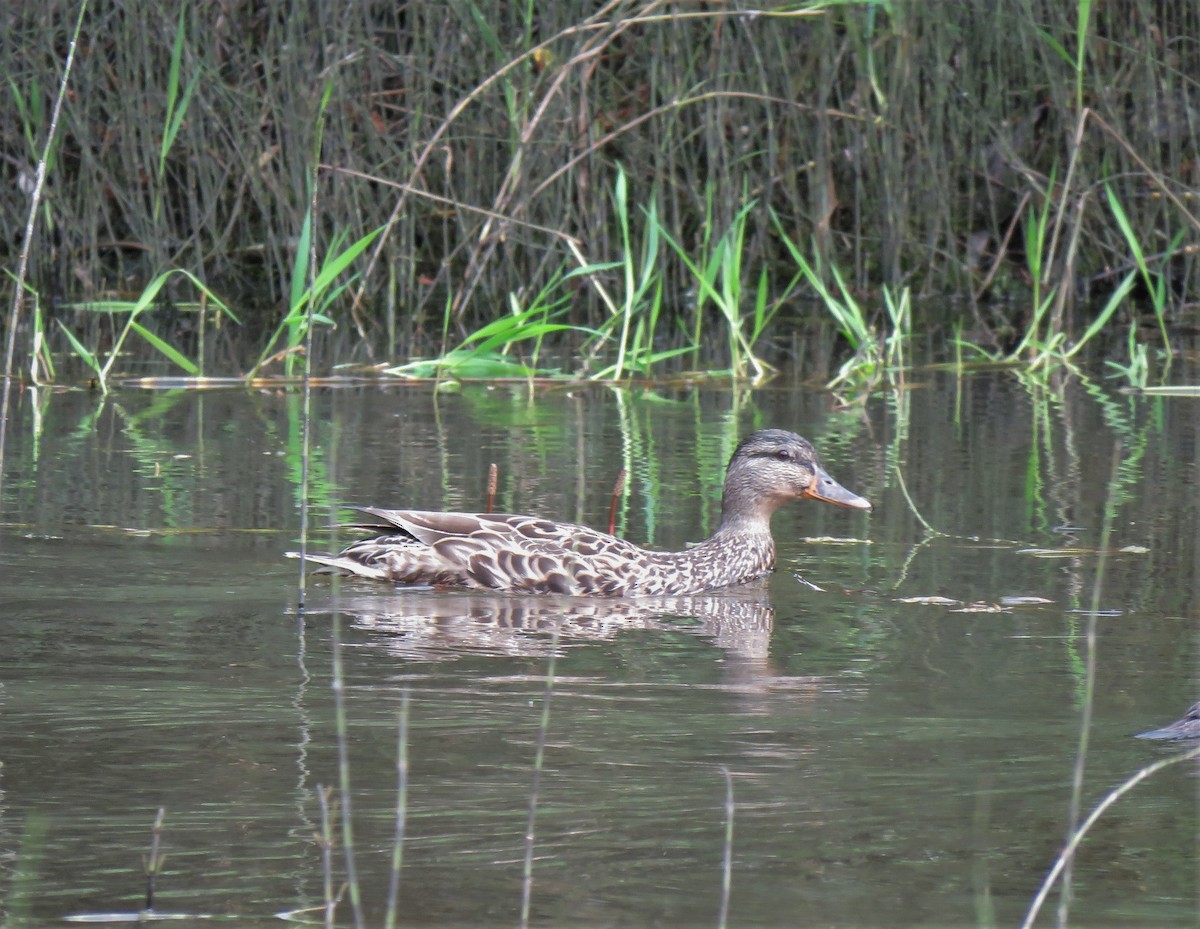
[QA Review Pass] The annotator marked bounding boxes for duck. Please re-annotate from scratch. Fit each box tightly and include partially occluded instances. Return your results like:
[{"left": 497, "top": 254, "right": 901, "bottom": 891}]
[
  {"left": 1135, "top": 702, "right": 1200, "bottom": 741},
  {"left": 288, "top": 429, "right": 871, "bottom": 598}
]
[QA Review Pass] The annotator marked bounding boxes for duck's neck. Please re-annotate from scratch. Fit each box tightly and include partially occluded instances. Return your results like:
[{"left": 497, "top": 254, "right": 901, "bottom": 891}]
[
  {"left": 716, "top": 483, "right": 779, "bottom": 535},
  {"left": 629, "top": 513, "right": 777, "bottom": 596}
]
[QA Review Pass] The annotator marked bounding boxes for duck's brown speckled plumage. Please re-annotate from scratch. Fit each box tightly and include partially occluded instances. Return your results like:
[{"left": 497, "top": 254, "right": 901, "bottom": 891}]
[{"left": 290, "top": 430, "right": 871, "bottom": 598}]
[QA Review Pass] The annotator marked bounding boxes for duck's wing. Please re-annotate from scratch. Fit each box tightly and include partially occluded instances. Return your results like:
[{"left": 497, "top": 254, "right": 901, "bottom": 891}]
[
  {"left": 352, "top": 507, "right": 509, "bottom": 542},
  {"left": 333, "top": 508, "right": 650, "bottom": 595}
]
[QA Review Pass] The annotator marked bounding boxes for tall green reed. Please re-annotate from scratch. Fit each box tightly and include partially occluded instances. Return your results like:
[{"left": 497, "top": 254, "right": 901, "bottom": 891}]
[
  {"left": 772, "top": 212, "right": 884, "bottom": 389},
  {"left": 656, "top": 190, "right": 777, "bottom": 382},
  {"left": 571, "top": 166, "right": 692, "bottom": 380},
  {"left": 1104, "top": 182, "right": 1176, "bottom": 359},
  {"left": 249, "top": 213, "right": 384, "bottom": 379},
  {"left": 154, "top": 9, "right": 199, "bottom": 225}
]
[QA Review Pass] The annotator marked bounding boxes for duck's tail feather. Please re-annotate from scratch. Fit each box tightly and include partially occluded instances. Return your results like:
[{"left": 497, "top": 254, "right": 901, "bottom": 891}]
[{"left": 285, "top": 551, "right": 389, "bottom": 581}]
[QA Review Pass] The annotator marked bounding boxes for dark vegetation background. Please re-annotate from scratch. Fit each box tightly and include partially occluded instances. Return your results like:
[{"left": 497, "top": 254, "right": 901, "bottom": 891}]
[{"left": 2, "top": 0, "right": 1198, "bottom": 365}]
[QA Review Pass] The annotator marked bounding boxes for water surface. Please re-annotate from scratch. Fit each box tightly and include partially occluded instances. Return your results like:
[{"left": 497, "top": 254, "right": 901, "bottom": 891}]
[{"left": 1, "top": 373, "right": 1196, "bottom": 926}]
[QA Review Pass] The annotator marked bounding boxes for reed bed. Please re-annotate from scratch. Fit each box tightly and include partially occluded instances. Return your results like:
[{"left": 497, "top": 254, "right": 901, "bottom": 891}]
[{"left": 2, "top": 0, "right": 1198, "bottom": 383}]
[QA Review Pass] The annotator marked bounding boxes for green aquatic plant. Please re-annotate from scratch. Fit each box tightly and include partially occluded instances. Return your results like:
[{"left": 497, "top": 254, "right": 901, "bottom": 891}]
[
  {"left": 1104, "top": 180, "right": 1177, "bottom": 363},
  {"left": 881, "top": 285, "right": 912, "bottom": 371},
  {"left": 1006, "top": 164, "right": 1061, "bottom": 362},
  {"left": 1104, "top": 323, "right": 1150, "bottom": 389},
  {"left": 385, "top": 278, "right": 588, "bottom": 380},
  {"left": 772, "top": 212, "right": 883, "bottom": 389},
  {"left": 571, "top": 166, "right": 689, "bottom": 380},
  {"left": 57, "top": 269, "right": 237, "bottom": 392},
  {"left": 1031, "top": 0, "right": 1092, "bottom": 114},
  {"left": 657, "top": 194, "right": 776, "bottom": 382},
  {"left": 249, "top": 211, "right": 384, "bottom": 379}
]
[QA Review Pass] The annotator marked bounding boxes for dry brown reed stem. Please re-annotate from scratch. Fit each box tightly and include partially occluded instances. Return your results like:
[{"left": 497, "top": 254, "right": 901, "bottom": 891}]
[
  {"left": 486, "top": 462, "right": 498, "bottom": 513},
  {"left": 527, "top": 90, "right": 862, "bottom": 205},
  {"left": 349, "top": 0, "right": 634, "bottom": 318},
  {"left": 972, "top": 191, "right": 1031, "bottom": 302},
  {"left": 1087, "top": 110, "right": 1200, "bottom": 234},
  {"left": 329, "top": 168, "right": 583, "bottom": 248},
  {"left": 607, "top": 467, "right": 626, "bottom": 535},
  {"left": 348, "top": 1, "right": 825, "bottom": 321}
]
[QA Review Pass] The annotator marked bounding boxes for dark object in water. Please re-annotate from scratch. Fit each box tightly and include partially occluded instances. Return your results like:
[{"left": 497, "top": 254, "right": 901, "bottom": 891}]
[{"left": 1135, "top": 702, "right": 1200, "bottom": 741}]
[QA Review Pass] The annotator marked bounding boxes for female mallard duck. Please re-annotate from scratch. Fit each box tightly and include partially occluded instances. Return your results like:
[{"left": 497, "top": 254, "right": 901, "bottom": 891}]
[
  {"left": 1135, "top": 702, "right": 1200, "bottom": 741},
  {"left": 291, "top": 429, "right": 870, "bottom": 597}
]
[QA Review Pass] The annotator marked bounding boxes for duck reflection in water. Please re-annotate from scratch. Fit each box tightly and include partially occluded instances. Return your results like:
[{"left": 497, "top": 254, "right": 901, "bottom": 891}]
[{"left": 311, "top": 589, "right": 776, "bottom": 662}]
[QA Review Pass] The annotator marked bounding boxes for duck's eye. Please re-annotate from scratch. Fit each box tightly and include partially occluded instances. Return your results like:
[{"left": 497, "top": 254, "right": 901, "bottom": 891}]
[{"left": 775, "top": 449, "right": 793, "bottom": 461}]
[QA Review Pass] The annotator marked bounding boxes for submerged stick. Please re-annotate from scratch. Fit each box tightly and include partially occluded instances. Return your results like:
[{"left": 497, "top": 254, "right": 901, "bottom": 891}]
[
  {"left": 1019, "top": 744, "right": 1200, "bottom": 929},
  {"left": 607, "top": 467, "right": 627, "bottom": 535},
  {"left": 143, "top": 807, "right": 166, "bottom": 911}
]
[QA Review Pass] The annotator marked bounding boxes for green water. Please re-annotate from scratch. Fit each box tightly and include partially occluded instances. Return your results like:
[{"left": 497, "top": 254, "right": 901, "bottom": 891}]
[{"left": 0, "top": 373, "right": 1195, "bottom": 926}]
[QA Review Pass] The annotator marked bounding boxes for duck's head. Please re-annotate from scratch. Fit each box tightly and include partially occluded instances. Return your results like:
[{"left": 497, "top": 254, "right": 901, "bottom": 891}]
[{"left": 719, "top": 429, "right": 871, "bottom": 529}]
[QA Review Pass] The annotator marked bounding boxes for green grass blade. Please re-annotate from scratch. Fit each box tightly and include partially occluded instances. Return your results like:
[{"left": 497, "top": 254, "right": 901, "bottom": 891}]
[
  {"left": 1063, "top": 271, "right": 1136, "bottom": 358},
  {"left": 308, "top": 227, "right": 385, "bottom": 306},
  {"left": 159, "top": 10, "right": 196, "bottom": 178},
  {"left": 128, "top": 319, "right": 200, "bottom": 374},
  {"left": 55, "top": 320, "right": 103, "bottom": 380},
  {"left": 288, "top": 210, "right": 314, "bottom": 316}
]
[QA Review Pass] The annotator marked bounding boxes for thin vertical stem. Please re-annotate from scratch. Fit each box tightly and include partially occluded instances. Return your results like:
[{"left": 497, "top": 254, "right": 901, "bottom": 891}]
[
  {"left": 717, "top": 766, "right": 735, "bottom": 929},
  {"left": 332, "top": 617, "right": 365, "bottom": 928},
  {"left": 520, "top": 624, "right": 560, "bottom": 928},
  {"left": 316, "top": 785, "right": 336, "bottom": 929},
  {"left": 1, "top": 0, "right": 88, "bottom": 502},
  {"left": 384, "top": 690, "right": 411, "bottom": 929},
  {"left": 144, "top": 807, "right": 166, "bottom": 912},
  {"left": 1054, "top": 441, "right": 1120, "bottom": 926}
]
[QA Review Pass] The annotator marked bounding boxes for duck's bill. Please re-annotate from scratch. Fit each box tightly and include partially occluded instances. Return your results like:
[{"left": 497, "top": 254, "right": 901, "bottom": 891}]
[{"left": 804, "top": 466, "right": 872, "bottom": 510}]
